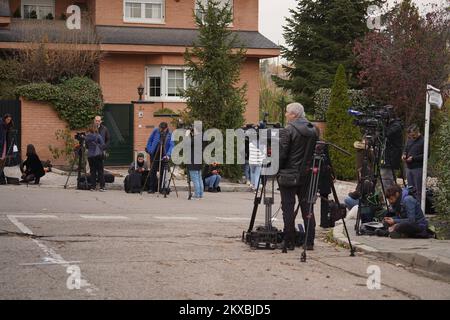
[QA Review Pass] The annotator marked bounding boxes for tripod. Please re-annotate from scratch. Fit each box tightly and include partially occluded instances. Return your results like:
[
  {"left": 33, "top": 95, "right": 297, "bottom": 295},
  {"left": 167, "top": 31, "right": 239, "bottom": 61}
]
[
  {"left": 355, "top": 134, "right": 389, "bottom": 235},
  {"left": 243, "top": 162, "right": 281, "bottom": 249},
  {"left": 300, "top": 141, "right": 355, "bottom": 262},
  {"left": 64, "top": 142, "right": 89, "bottom": 190},
  {"left": 160, "top": 159, "right": 178, "bottom": 198}
]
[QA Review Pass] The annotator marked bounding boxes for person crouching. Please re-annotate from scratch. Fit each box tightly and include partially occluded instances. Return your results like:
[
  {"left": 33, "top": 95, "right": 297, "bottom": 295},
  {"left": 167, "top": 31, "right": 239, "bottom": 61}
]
[{"left": 20, "top": 144, "right": 45, "bottom": 184}]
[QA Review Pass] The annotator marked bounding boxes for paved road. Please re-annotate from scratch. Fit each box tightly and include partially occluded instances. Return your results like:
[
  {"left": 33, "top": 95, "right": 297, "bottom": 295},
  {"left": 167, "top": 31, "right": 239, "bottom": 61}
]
[{"left": 1, "top": 185, "right": 449, "bottom": 299}]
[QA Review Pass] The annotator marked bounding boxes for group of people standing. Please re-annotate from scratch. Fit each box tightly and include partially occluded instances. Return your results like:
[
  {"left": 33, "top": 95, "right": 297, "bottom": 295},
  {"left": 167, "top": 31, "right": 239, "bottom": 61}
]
[{"left": 126, "top": 122, "right": 222, "bottom": 198}]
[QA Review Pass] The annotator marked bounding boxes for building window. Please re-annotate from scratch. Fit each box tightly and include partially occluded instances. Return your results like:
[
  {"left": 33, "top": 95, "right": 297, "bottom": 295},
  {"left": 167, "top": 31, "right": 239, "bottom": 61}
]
[
  {"left": 124, "top": 0, "right": 165, "bottom": 24},
  {"left": 22, "top": 0, "right": 55, "bottom": 20},
  {"left": 195, "top": 0, "right": 233, "bottom": 22},
  {"left": 146, "top": 66, "right": 191, "bottom": 102},
  {"left": 149, "top": 77, "right": 161, "bottom": 97}
]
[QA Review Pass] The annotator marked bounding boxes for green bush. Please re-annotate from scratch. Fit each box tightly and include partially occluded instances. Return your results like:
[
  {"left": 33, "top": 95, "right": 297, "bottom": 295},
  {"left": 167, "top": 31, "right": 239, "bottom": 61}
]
[
  {"left": 15, "top": 77, "right": 103, "bottom": 130},
  {"left": 435, "top": 119, "right": 450, "bottom": 216},
  {"left": 314, "top": 88, "right": 371, "bottom": 121},
  {"left": 323, "top": 65, "right": 360, "bottom": 180}
]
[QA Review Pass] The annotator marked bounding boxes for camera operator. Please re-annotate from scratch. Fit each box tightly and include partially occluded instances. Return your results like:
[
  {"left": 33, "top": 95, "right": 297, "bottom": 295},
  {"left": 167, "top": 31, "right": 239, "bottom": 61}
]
[
  {"left": 145, "top": 122, "right": 174, "bottom": 194},
  {"left": 278, "top": 103, "right": 318, "bottom": 251},
  {"left": 381, "top": 107, "right": 403, "bottom": 189},
  {"left": 402, "top": 124, "right": 424, "bottom": 203},
  {"left": 381, "top": 185, "right": 430, "bottom": 239},
  {"left": 94, "top": 115, "right": 111, "bottom": 159},
  {"left": 85, "top": 125, "right": 106, "bottom": 191}
]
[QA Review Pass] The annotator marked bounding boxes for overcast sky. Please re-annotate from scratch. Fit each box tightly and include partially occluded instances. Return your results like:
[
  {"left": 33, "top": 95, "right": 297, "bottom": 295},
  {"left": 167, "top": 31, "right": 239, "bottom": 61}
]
[{"left": 258, "top": 0, "right": 448, "bottom": 48}]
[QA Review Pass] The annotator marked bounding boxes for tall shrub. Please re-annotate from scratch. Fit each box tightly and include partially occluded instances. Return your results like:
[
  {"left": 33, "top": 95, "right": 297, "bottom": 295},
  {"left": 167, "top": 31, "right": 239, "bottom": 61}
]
[{"left": 324, "top": 65, "right": 360, "bottom": 180}]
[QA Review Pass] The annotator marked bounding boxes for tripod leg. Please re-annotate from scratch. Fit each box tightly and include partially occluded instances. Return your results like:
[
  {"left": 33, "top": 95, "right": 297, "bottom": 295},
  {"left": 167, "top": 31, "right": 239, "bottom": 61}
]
[
  {"left": 64, "top": 159, "right": 76, "bottom": 189},
  {"left": 247, "top": 171, "right": 265, "bottom": 233},
  {"left": 301, "top": 157, "right": 321, "bottom": 263},
  {"left": 341, "top": 217, "right": 355, "bottom": 256},
  {"left": 186, "top": 169, "right": 192, "bottom": 200},
  {"left": 169, "top": 165, "right": 178, "bottom": 198}
]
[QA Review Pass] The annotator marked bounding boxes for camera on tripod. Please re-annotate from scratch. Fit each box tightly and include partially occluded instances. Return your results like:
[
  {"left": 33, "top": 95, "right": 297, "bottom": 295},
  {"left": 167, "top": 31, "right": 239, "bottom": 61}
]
[
  {"left": 74, "top": 132, "right": 86, "bottom": 144},
  {"left": 348, "top": 105, "right": 394, "bottom": 131}
]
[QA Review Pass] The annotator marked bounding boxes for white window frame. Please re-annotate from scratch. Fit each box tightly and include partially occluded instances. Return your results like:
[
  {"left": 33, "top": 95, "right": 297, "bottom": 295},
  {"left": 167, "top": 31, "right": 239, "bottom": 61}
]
[
  {"left": 195, "top": 0, "right": 233, "bottom": 25},
  {"left": 21, "top": 0, "right": 55, "bottom": 20},
  {"left": 123, "top": 0, "right": 165, "bottom": 24},
  {"left": 145, "top": 66, "right": 190, "bottom": 102}
]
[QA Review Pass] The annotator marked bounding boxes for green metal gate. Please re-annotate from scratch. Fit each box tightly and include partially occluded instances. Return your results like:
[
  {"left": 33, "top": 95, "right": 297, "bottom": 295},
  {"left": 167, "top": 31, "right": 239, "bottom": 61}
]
[{"left": 102, "top": 104, "right": 134, "bottom": 166}]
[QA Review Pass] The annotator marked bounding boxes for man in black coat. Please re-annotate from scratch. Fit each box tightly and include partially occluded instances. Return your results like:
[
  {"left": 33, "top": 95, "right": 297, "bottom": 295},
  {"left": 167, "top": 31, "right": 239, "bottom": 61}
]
[
  {"left": 278, "top": 102, "right": 318, "bottom": 251},
  {"left": 94, "top": 115, "right": 111, "bottom": 158},
  {"left": 402, "top": 124, "right": 424, "bottom": 204},
  {"left": 380, "top": 109, "right": 403, "bottom": 189}
]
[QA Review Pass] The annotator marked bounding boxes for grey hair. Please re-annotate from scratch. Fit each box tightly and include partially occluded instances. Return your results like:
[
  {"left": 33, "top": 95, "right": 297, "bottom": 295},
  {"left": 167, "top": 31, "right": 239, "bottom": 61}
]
[{"left": 286, "top": 102, "right": 305, "bottom": 119}]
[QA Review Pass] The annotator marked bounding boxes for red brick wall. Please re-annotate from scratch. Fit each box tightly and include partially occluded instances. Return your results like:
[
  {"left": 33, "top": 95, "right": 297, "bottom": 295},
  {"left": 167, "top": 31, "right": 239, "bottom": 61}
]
[
  {"left": 9, "top": 0, "right": 88, "bottom": 18},
  {"left": 99, "top": 53, "right": 260, "bottom": 123},
  {"left": 133, "top": 102, "right": 186, "bottom": 153},
  {"left": 21, "top": 99, "right": 75, "bottom": 165},
  {"left": 95, "top": 0, "right": 258, "bottom": 31}
]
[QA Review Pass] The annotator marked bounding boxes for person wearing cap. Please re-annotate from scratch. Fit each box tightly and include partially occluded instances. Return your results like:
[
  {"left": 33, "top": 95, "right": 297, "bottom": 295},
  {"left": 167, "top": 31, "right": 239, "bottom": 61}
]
[
  {"left": 145, "top": 122, "right": 175, "bottom": 193},
  {"left": 129, "top": 152, "right": 150, "bottom": 190}
]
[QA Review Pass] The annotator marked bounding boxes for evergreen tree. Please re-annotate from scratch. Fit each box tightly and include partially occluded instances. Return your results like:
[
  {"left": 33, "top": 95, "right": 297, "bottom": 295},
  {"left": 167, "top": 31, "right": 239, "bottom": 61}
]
[
  {"left": 324, "top": 64, "right": 360, "bottom": 180},
  {"left": 183, "top": 0, "right": 247, "bottom": 130},
  {"left": 274, "top": 0, "right": 381, "bottom": 113}
]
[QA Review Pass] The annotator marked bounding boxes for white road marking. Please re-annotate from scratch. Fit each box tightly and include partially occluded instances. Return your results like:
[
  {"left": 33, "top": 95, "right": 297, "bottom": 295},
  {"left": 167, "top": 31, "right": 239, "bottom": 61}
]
[
  {"left": 20, "top": 261, "right": 81, "bottom": 266},
  {"left": 6, "top": 215, "right": 98, "bottom": 295},
  {"left": 215, "top": 217, "right": 251, "bottom": 221},
  {"left": 80, "top": 215, "right": 129, "bottom": 220},
  {"left": 153, "top": 216, "right": 199, "bottom": 221}
]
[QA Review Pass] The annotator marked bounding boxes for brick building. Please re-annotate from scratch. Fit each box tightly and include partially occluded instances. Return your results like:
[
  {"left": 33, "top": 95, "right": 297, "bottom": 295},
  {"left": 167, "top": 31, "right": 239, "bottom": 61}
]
[{"left": 0, "top": 0, "right": 279, "bottom": 165}]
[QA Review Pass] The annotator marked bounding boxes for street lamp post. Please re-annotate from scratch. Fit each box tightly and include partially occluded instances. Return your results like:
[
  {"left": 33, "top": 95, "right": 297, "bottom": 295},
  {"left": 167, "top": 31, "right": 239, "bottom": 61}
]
[{"left": 422, "top": 84, "right": 443, "bottom": 213}]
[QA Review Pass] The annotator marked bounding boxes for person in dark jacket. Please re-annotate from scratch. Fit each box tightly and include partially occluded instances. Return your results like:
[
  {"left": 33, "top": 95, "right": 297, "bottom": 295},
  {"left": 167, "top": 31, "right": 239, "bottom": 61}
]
[
  {"left": 145, "top": 122, "right": 175, "bottom": 193},
  {"left": 94, "top": 115, "right": 111, "bottom": 158},
  {"left": 381, "top": 108, "right": 403, "bottom": 189},
  {"left": 278, "top": 102, "right": 318, "bottom": 251},
  {"left": 128, "top": 152, "right": 150, "bottom": 191},
  {"left": 402, "top": 124, "right": 424, "bottom": 203},
  {"left": 186, "top": 128, "right": 204, "bottom": 199},
  {"left": 382, "top": 185, "right": 429, "bottom": 238},
  {"left": 0, "top": 114, "right": 14, "bottom": 184},
  {"left": 20, "top": 144, "right": 45, "bottom": 184},
  {"left": 85, "top": 124, "right": 106, "bottom": 191},
  {"left": 203, "top": 162, "right": 221, "bottom": 193}
]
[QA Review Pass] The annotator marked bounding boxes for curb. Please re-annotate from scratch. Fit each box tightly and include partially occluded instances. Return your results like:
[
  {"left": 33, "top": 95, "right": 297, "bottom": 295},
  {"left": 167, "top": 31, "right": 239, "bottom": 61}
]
[{"left": 332, "top": 221, "right": 450, "bottom": 281}]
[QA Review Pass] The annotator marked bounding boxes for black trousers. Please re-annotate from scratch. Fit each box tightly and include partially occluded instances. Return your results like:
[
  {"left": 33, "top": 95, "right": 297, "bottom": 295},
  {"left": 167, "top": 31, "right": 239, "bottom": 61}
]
[
  {"left": 280, "top": 184, "right": 316, "bottom": 246},
  {"left": 88, "top": 155, "right": 105, "bottom": 189},
  {"left": 394, "top": 222, "right": 428, "bottom": 238}
]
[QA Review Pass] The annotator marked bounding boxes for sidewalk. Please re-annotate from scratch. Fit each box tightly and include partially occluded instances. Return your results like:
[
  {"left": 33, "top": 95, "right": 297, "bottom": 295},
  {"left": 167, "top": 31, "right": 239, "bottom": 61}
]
[
  {"left": 32, "top": 168, "right": 253, "bottom": 192},
  {"left": 333, "top": 218, "right": 450, "bottom": 281}
]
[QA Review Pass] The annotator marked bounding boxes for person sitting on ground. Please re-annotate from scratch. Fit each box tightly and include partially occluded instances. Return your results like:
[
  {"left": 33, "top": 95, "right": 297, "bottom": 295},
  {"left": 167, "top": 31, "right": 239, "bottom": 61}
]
[
  {"left": 20, "top": 144, "right": 45, "bottom": 184},
  {"left": 203, "top": 162, "right": 221, "bottom": 193},
  {"left": 129, "top": 152, "right": 150, "bottom": 189},
  {"left": 380, "top": 185, "right": 430, "bottom": 239}
]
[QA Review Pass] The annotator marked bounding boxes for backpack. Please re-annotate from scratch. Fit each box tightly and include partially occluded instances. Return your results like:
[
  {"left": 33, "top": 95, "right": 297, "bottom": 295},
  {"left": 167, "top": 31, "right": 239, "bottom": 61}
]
[{"left": 124, "top": 172, "right": 142, "bottom": 193}]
